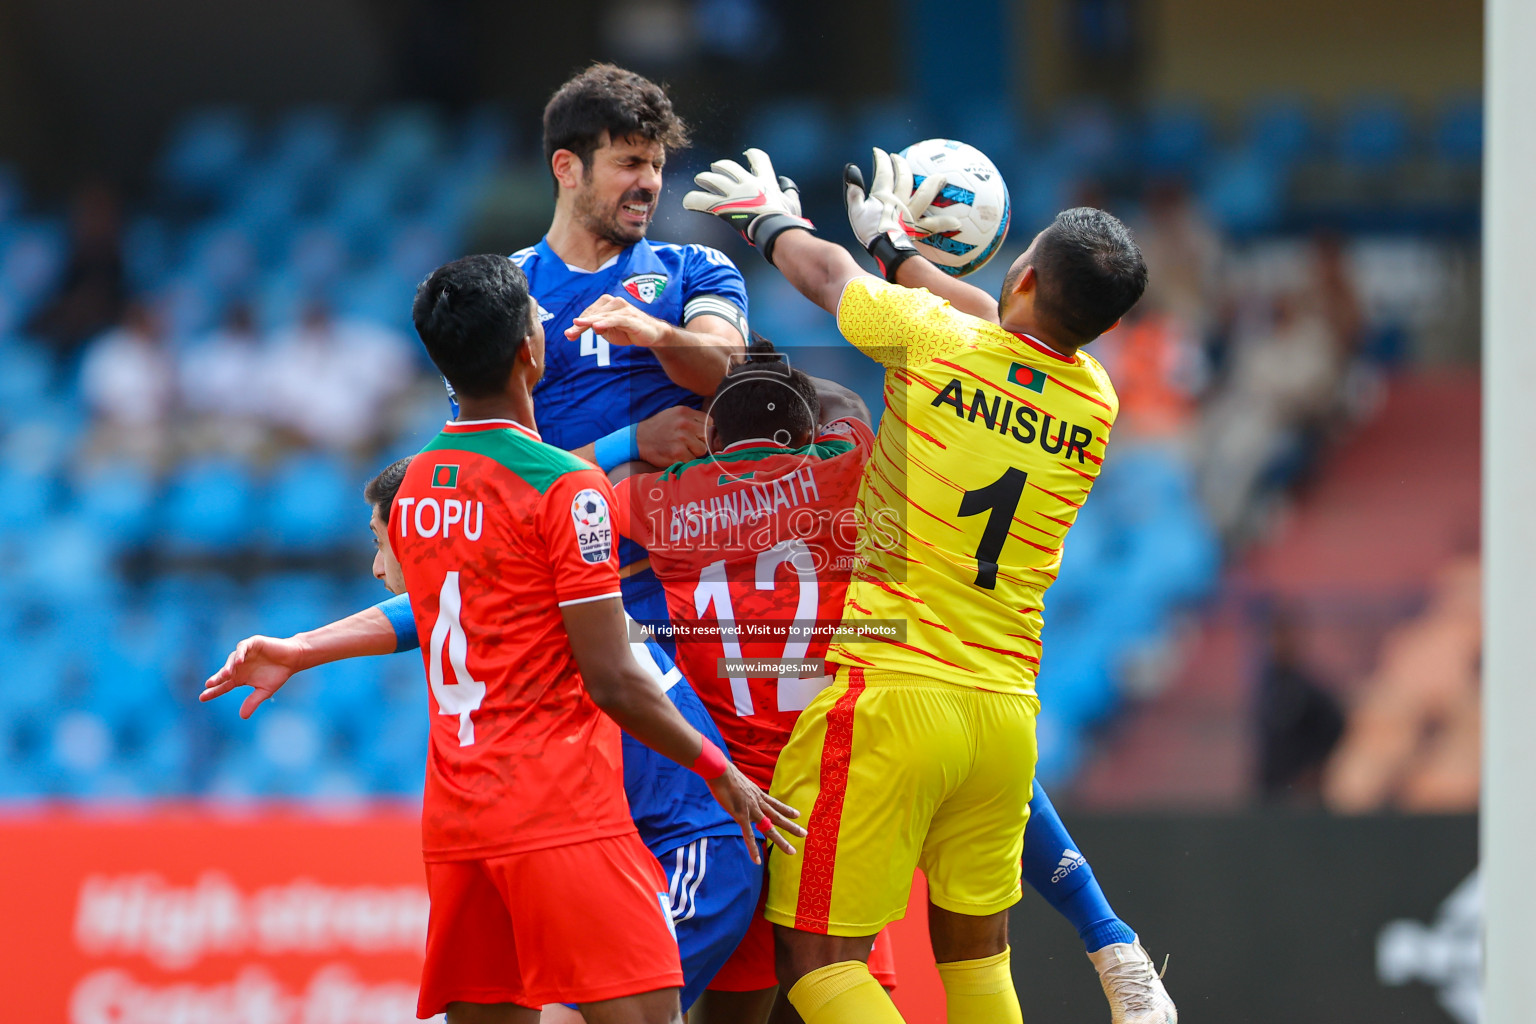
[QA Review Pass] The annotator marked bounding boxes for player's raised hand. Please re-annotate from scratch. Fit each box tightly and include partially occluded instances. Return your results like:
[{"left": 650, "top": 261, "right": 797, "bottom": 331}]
[
  {"left": 200, "top": 635, "right": 308, "bottom": 719},
  {"left": 884, "top": 149, "right": 963, "bottom": 236},
  {"left": 566, "top": 294, "right": 669, "bottom": 348},
  {"left": 844, "top": 149, "right": 922, "bottom": 281},
  {"left": 636, "top": 405, "right": 707, "bottom": 466},
  {"left": 682, "top": 148, "right": 815, "bottom": 263},
  {"left": 705, "top": 761, "right": 806, "bottom": 863}
]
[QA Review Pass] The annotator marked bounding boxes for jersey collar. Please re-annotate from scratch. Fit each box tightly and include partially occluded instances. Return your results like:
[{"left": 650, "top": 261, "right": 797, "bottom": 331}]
[
  {"left": 443, "top": 418, "right": 542, "bottom": 442},
  {"left": 1009, "top": 330, "right": 1079, "bottom": 365},
  {"left": 536, "top": 236, "right": 632, "bottom": 275},
  {"left": 721, "top": 437, "right": 789, "bottom": 452}
]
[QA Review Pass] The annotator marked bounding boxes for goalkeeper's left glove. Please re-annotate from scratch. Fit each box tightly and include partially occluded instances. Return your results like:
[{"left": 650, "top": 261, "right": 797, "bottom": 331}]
[
  {"left": 682, "top": 148, "right": 815, "bottom": 264},
  {"left": 845, "top": 147, "right": 962, "bottom": 282}
]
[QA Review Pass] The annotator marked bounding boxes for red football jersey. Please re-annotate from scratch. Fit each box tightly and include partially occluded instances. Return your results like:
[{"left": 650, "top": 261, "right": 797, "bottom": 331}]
[
  {"left": 615, "top": 418, "right": 874, "bottom": 788},
  {"left": 391, "top": 418, "right": 634, "bottom": 861}
]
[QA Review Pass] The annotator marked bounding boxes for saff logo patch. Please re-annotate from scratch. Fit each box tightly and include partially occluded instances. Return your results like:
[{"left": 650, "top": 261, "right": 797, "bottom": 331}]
[
  {"left": 1007, "top": 362, "right": 1048, "bottom": 393},
  {"left": 622, "top": 273, "right": 669, "bottom": 304},
  {"left": 431, "top": 464, "right": 459, "bottom": 488},
  {"left": 570, "top": 488, "right": 613, "bottom": 564}
]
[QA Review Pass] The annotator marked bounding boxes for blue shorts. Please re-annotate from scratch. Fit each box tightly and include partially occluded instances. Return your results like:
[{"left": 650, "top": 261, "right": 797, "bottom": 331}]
[
  {"left": 665, "top": 835, "right": 762, "bottom": 1010},
  {"left": 565, "top": 833, "right": 759, "bottom": 1012}
]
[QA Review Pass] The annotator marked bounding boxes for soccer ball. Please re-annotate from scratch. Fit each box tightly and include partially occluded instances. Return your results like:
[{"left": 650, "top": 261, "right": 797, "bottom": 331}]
[{"left": 898, "top": 139, "right": 1011, "bottom": 277}]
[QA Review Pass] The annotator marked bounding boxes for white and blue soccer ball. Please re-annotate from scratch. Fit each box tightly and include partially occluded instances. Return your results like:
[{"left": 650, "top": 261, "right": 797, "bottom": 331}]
[{"left": 899, "top": 138, "right": 1011, "bottom": 277}]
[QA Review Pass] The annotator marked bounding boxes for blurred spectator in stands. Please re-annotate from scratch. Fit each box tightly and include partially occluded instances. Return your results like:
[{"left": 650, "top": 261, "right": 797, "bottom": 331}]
[
  {"left": 27, "top": 181, "right": 127, "bottom": 364},
  {"left": 78, "top": 299, "right": 176, "bottom": 469},
  {"left": 262, "top": 299, "right": 415, "bottom": 454},
  {"left": 179, "top": 300, "right": 269, "bottom": 460},
  {"left": 1134, "top": 180, "right": 1223, "bottom": 343},
  {"left": 1324, "top": 556, "right": 1481, "bottom": 812},
  {"left": 1196, "top": 290, "right": 1344, "bottom": 540},
  {"left": 1090, "top": 309, "right": 1205, "bottom": 443},
  {"left": 1254, "top": 607, "right": 1344, "bottom": 803}
]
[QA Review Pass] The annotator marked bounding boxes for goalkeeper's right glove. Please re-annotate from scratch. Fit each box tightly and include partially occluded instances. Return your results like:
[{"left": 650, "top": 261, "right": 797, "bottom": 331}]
[{"left": 683, "top": 148, "right": 815, "bottom": 265}]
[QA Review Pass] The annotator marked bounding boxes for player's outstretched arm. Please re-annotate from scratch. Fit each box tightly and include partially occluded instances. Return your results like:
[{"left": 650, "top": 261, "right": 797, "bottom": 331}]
[
  {"left": 562, "top": 595, "right": 806, "bottom": 863},
  {"left": 682, "top": 148, "right": 867, "bottom": 315},
  {"left": 199, "top": 607, "right": 397, "bottom": 719},
  {"left": 845, "top": 148, "right": 1001, "bottom": 324}
]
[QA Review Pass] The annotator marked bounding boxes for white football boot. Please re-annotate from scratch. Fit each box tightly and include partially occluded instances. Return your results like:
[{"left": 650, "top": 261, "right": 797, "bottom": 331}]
[{"left": 1088, "top": 937, "right": 1178, "bottom": 1024}]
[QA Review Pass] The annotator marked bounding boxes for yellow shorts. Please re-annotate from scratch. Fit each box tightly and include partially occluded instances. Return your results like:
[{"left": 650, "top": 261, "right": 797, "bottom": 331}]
[{"left": 764, "top": 666, "right": 1039, "bottom": 936}]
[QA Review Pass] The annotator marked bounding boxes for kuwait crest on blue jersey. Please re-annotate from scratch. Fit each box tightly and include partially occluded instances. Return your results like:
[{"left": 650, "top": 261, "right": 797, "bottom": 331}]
[{"left": 622, "top": 272, "right": 668, "bottom": 304}]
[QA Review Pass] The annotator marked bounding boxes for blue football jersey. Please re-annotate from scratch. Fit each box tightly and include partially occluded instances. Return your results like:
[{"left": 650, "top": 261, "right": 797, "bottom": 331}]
[
  {"left": 626, "top": 620, "right": 742, "bottom": 855},
  {"left": 514, "top": 236, "right": 750, "bottom": 451}
]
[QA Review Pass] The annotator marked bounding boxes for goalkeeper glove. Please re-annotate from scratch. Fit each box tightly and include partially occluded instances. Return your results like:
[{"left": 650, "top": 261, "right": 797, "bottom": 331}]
[
  {"left": 844, "top": 147, "right": 962, "bottom": 281},
  {"left": 682, "top": 148, "right": 814, "bottom": 264}
]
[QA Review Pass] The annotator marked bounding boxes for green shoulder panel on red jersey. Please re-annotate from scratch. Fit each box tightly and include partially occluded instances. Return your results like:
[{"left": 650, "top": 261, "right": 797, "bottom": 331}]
[
  {"left": 419, "top": 427, "right": 591, "bottom": 494},
  {"left": 657, "top": 438, "right": 856, "bottom": 482}
]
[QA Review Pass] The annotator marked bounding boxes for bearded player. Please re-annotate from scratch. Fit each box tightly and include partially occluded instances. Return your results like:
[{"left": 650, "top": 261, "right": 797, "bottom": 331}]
[{"left": 685, "top": 150, "right": 1174, "bottom": 1024}]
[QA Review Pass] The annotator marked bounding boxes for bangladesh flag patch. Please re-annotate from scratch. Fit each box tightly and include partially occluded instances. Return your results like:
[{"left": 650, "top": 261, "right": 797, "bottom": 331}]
[
  {"left": 1007, "top": 362, "right": 1048, "bottom": 393},
  {"left": 431, "top": 464, "right": 459, "bottom": 489},
  {"left": 622, "top": 273, "right": 669, "bottom": 304}
]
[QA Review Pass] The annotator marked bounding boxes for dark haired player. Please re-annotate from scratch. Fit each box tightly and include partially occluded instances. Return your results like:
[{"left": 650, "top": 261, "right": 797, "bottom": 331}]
[
  {"left": 206, "top": 254, "right": 802, "bottom": 1024},
  {"left": 612, "top": 344, "right": 896, "bottom": 1024},
  {"left": 686, "top": 153, "right": 1175, "bottom": 1023},
  {"left": 214, "top": 64, "right": 764, "bottom": 1015}
]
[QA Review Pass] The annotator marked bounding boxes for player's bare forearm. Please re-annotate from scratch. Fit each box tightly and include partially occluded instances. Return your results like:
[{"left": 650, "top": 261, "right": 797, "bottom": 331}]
[
  {"left": 769, "top": 229, "right": 872, "bottom": 316},
  {"left": 894, "top": 255, "right": 1001, "bottom": 324},
  {"left": 200, "top": 608, "right": 396, "bottom": 719},
  {"left": 651, "top": 319, "right": 744, "bottom": 395},
  {"left": 561, "top": 597, "right": 705, "bottom": 767},
  {"left": 291, "top": 607, "right": 399, "bottom": 665}
]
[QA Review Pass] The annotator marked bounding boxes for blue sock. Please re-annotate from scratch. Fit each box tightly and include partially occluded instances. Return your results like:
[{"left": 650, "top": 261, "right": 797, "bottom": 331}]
[{"left": 1021, "top": 782, "right": 1137, "bottom": 952}]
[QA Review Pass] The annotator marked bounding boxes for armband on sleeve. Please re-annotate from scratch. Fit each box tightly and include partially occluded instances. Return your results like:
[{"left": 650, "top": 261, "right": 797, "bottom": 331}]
[
  {"left": 684, "top": 295, "right": 749, "bottom": 340},
  {"left": 376, "top": 593, "right": 419, "bottom": 652}
]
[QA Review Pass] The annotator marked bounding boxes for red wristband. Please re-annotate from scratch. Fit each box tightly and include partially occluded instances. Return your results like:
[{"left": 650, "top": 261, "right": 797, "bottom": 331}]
[{"left": 691, "top": 738, "right": 729, "bottom": 781}]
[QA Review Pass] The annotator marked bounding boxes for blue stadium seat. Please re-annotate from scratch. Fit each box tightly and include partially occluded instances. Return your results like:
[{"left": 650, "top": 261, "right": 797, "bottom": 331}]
[
  {"left": 158, "top": 108, "right": 255, "bottom": 202},
  {"left": 123, "top": 216, "right": 173, "bottom": 292},
  {"left": 742, "top": 100, "right": 839, "bottom": 181},
  {"left": 1336, "top": 98, "right": 1411, "bottom": 168},
  {"left": 0, "top": 342, "right": 56, "bottom": 427},
  {"left": 1052, "top": 101, "right": 1126, "bottom": 177},
  {"left": 70, "top": 463, "right": 158, "bottom": 549},
  {"left": 1140, "top": 102, "right": 1213, "bottom": 178},
  {"left": 287, "top": 225, "right": 349, "bottom": 292},
  {"left": 268, "top": 106, "right": 350, "bottom": 181},
  {"left": 457, "top": 105, "right": 514, "bottom": 172},
  {"left": 1434, "top": 96, "right": 1482, "bottom": 166},
  {"left": 18, "top": 515, "right": 120, "bottom": 604},
  {"left": 161, "top": 457, "right": 258, "bottom": 552},
  {"left": 1033, "top": 709, "right": 1084, "bottom": 787},
  {"left": 180, "top": 222, "right": 260, "bottom": 299},
  {"left": 364, "top": 105, "right": 446, "bottom": 178},
  {"left": 848, "top": 100, "right": 927, "bottom": 165},
  {"left": 0, "top": 219, "right": 67, "bottom": 312},
  {"left": 1200, "top": 153, "right": 1285, "bottom": 234},
  {"left": 1242, "top": 97, "right": 1316, "bottom": 167},
  {"left": 262, "top": 453, "right": 359, "bottom": 552}
]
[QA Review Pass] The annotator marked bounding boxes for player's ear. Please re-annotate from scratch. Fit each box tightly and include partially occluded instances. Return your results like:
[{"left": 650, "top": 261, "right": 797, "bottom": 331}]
[
  {"left": 550, "top": 149, "right": 584, "bottom": 191},
  {"left": 1015, "top": 265, "right": 1037, "bottom": 296}
]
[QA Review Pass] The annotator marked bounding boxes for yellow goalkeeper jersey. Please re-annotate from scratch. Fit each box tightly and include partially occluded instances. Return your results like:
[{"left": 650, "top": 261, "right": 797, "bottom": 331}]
[{"left": 827, "top": 277, "right": 1119, "bottom": 697}]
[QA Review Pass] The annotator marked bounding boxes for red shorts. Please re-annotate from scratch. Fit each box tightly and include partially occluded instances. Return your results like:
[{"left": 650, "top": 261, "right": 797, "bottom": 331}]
[
  {"left": 706, "top": 888, "right": 898, "bottom": 993},
  {"left": 417, "top": 832, "right": 683, "bottom": 1017}
]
